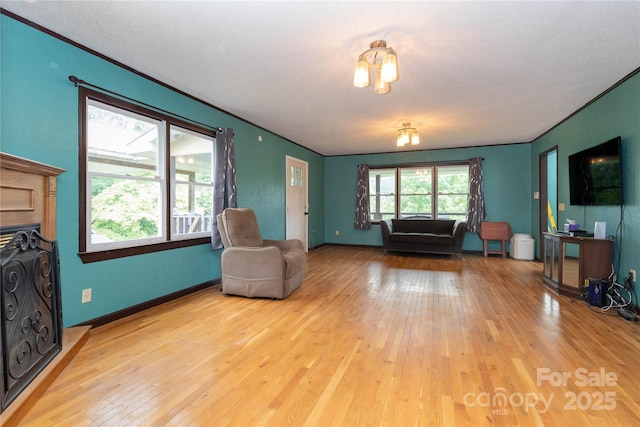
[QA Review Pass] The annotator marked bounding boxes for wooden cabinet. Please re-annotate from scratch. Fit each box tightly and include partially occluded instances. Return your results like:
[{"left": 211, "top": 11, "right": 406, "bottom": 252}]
[{"left": 542, "top": 232, "right": 613, "bottom": 297}]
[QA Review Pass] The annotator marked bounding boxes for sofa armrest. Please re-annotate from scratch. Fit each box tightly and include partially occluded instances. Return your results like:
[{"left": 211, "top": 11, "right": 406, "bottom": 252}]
[
  {"left": 452, "top": 220, "right": 467, "bottom": 252},
  {"left": 380, "top": 219, "right": 393, "bottom": 253}
]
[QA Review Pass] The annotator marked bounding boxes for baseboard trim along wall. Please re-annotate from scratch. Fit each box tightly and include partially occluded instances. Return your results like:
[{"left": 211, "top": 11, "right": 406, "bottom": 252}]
[{"left": 76, "top": 280, "right": 220, "bottom": 328}]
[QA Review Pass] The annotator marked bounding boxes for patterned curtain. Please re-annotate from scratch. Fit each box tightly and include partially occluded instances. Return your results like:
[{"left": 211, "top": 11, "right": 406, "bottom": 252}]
[
  {"left": 466, "top": 157, "right": 486, "bottom": 232},
  {"left": 211, "top": 128, "right": 237, "bottom": 249},
  {"left": 354, "top": 164, "right": 371, "bottom": 230}
]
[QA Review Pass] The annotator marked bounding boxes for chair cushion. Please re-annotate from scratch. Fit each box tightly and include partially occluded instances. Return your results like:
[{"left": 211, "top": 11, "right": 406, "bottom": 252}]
[{"left": 221, "top": 208, "right": 264, "bottom": 247}]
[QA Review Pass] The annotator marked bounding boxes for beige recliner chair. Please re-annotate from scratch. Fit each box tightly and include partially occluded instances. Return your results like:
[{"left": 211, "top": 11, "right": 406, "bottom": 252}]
[{"left": 216, "top": 208, "right": 305, "bottom": 299}]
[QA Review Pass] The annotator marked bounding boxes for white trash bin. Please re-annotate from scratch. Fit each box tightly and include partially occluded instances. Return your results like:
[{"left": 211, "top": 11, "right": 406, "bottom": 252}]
[{"left": 510, "top": 233, "right": 535, "bottom": 260}]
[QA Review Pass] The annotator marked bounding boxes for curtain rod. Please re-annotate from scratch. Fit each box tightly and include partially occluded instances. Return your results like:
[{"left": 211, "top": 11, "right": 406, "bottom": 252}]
[
  {"left": 68, "top": 76, "right": 222, "bottom": 133},
  {"left": 358, "top": 158, "right": 483, "bottom": 168}
]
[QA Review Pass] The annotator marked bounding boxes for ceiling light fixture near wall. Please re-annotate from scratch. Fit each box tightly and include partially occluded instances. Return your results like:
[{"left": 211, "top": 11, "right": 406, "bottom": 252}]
[
  {"left": 353, "top": 40, "right": 398, "bottom": 95},
  {"left": 397, "top": 122, "right": 420, "bottom": 147}
]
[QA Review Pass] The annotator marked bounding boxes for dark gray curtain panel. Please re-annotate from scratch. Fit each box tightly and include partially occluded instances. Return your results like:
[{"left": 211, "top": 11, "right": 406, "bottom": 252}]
[
  {"left": 354, "top": 164, "right": 371, "bottom": 230},
  {"left": 211, "top": 128, "right": 237, "bottom": 249},
  {"left": 466, "top": 157, "right": 486, "bottom": 232}
]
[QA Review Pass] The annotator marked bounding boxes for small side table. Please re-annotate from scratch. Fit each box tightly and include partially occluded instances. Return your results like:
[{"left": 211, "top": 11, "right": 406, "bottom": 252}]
[{"left": 480, "top": 222, "right": 512, "bottom": 258}]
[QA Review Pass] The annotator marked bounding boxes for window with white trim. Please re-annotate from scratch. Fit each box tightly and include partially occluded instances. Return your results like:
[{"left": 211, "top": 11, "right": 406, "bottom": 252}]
[
  {"left": 80, "top": 88, "right": 214, "bottom": 261},
  {"left": 369, "top": 164, "right": 469, "bottom": 221}
]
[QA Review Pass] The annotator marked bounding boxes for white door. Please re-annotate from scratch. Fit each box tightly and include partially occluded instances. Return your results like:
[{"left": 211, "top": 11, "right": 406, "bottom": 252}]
[{"left": 286, "top": 156, "right": 308, "bottom": 251}]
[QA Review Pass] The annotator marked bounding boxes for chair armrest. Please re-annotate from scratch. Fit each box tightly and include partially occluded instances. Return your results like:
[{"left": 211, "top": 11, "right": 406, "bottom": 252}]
[
  {"left": 264, "top": 239, "right": 304, "bottom": 252},
  {"left": 221, "top": 246, "right": 284, "bottom": 278}
]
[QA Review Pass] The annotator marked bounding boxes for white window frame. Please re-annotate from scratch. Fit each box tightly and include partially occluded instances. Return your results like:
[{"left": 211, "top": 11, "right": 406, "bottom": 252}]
[
  {"left": 85, "top": 100, "right": 167, "bottom": 252},
  {"left": 169, "top": 125, "right": 215, "bottom": 242},
  {"left": 369, "top": 163, "right": 470, "bottom": 222}
]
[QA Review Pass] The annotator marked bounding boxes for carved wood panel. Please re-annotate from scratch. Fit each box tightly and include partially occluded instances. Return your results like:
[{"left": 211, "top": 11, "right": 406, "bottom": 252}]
[{"left": 0, "top": 153, "right": 64, "bottom": 240}]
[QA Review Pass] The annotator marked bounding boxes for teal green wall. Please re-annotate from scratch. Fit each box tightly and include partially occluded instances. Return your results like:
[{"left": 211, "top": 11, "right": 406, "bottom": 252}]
[
  {"left": 3, "top": 12, "right": 638, "bottom": 326},
  {"left": 1, "top": 14, "right": 324, "bottom": 326},
  {"left": 324, "top": 144, "right": 532, "bottom": 253},
  {"left": 531, "top": 72, "right": 640, "bottom": 295}
]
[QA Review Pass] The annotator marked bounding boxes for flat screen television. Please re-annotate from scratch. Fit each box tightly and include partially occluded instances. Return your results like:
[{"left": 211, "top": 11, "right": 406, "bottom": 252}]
[{"left": 568, "top": 136, "right": 623, "bottom": 206}]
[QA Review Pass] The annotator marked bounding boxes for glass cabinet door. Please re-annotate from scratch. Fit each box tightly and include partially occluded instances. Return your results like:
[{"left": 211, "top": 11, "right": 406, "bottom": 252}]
[
  {"left": 543, "top": 235, "right": 553, "bottom": 279},
  {"left": 543, "top": 234, "right": 560, "bottom": 283},
  {"left": 562, "top": 242, "right": 581, "bottom": 288},
  {"left": 551, "top": 238, "right": 559, "bottom": 283}
]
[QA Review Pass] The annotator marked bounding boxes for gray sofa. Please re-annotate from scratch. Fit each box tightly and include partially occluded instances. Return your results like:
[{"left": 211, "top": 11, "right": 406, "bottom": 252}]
[{"left": 380, "top": 218, "right": 467, "bottom": 258}]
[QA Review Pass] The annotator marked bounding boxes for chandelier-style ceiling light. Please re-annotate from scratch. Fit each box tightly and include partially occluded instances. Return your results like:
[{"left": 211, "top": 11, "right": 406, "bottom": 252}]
[
  {"left": 397, "top": 122, "right": 420, "bottom": 147},
  {"left": 353, "top": 40, "right": 398, "bottom": 95}
]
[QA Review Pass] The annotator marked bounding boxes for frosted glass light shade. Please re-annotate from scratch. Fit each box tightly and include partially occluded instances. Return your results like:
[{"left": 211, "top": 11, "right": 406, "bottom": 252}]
[
  {"left": 380, "top": 51, "right": 398, "bottom": 83},
  {"left": 353, "top": 59, "right": 370, "bottom": 88},
  {"left": 397, "top": 130, "right": 410, "bottom": 146},
  {"left": 374, "top": 71, "right": 390, "bottom": 95}
]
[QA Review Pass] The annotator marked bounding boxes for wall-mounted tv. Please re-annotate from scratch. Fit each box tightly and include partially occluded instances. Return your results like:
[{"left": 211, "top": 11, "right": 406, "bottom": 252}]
[{"left": 568, "top": 136, "right": 623, "bottom": 206}]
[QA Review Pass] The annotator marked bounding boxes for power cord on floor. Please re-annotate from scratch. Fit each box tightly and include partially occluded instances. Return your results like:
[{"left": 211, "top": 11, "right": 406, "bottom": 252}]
[
  {"left": 573, "top": 268, "right": 638, "bottom": 322},
  {"left": 309, "top": 231, "right": 315, "bottom": 251},
  {"left": 600, "top": 270, "right": 630, "bottom": 312},
  {"left": 601, "top": 269, "right": 638, "bottom": 322}
]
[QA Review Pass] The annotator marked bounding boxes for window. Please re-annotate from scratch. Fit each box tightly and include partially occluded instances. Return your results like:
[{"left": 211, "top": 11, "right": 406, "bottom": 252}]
[
  {"left": 79, "top": 88, "right": 214, "bottom": 262},
  {"left": 369, "top": 164, "right": 469, "bottom": 221},
  {"left": 369, "top": 168, "right": 396, "bottom": 221},
  {"left": 290, "top": 165, "right": 303, "bottom": 187}
]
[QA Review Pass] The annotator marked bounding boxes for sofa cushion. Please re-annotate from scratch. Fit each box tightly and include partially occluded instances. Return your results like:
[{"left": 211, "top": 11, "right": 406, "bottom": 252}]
[
  {"left": 392, "top": 218, "right": 456, "bottom": 234},
  {"left": 389, "top": 232, "right": 455, "bottom": 245}
]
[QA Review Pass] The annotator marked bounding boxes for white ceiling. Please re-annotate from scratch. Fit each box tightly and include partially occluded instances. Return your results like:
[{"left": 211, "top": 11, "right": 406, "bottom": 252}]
[{"left": 3, "top": 1, "right": 639, "bottom": 156}]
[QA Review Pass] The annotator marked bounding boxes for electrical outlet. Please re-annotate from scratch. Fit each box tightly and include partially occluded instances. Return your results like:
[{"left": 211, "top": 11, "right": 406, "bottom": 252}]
[
  {"left": 335, "top": 230, "right": 340, "bottom": 236},
  {"left": 631, "top": 269, "right": 637, "bottom": 282},
  {"left": 82, "top": 288, "right": 92, "bottom": 303}
]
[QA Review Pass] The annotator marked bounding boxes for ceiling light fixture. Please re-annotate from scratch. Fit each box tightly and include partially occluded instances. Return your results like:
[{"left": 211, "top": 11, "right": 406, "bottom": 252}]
[
  {"left": 397, "top": 122, "right": 420, "bottom": 147},
  {"left": 353, "top": 40, "right": 398, "bottom": 95}
]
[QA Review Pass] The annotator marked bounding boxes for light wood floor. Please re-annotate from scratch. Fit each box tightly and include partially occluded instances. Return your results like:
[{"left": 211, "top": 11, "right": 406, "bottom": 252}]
[{"left": 18, "top": 246, "right": 640, "bottom": 426}]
